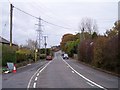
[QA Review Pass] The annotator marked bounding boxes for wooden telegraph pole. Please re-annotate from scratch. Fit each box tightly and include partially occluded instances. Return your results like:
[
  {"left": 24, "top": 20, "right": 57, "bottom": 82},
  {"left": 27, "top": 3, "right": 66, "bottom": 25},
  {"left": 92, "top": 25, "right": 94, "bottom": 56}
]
[
  {"left": 10, "top": 4, "right": 13, "bottom": 47},
  {"left": 43, "top": 36, "right": 48, "bottom": 56}
]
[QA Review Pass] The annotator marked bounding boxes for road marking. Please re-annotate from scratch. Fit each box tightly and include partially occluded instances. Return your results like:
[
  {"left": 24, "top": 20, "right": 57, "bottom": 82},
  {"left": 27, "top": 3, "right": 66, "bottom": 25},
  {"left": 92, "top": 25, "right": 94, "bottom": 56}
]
[
  {"left": 17, "top": 65, "right": 27, "bottom": 69},
  {"left": 35, "top": 77, "right": 38, "bottom": 81},
  {"left": 87, "top": 82, "right": 94, "bottom": 87},
  {"left": 61, "top": 56, "right": 107, "bottom": 90},
  {"left": 38, "top": 61, "right": 51, "bottom": 74},
  {"left": 18, "top": 63, "right": 32, "bottom": 70},
  {"left": 33, "top": 82, "right": 36, "bottom": 88},
  {"left": 72, "top": 71, "right": 74, "bottom": 73},
  {"left": 37, "top": 73, "right": 39, "bottom": 76},
  {"left": 27, "top": 64, "right": 31, "bottom": 66},
  {"left": 27, "top": 61, "right": 52, "bottom": 88}
]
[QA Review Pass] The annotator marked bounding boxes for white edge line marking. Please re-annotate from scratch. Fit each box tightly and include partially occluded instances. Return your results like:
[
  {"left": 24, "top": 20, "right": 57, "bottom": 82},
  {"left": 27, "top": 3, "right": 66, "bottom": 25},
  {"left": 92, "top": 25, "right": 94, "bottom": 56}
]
[
  {"left": 17, "top": 65, "right": 27, "bottom": 69},
  {"left": 61, "top": 56, "right": 107, "bottom": 90},
  {"left": 27, "top": 64, "right": 31, "bottom": 66},
  {"left": 35, "top": 77, "right": 38, "bottom": 81},
  {"left": 18, "top": 63, "right": 31, "bottom": 70},
  {"left": 33, "top": 82, "right": 36, "bottom": 88},
  {"left": 27, "top": 61, "right": 52, "bottom": 88},
  {"left": 87, "top": 82, "right": 94, "bottom": 87}
]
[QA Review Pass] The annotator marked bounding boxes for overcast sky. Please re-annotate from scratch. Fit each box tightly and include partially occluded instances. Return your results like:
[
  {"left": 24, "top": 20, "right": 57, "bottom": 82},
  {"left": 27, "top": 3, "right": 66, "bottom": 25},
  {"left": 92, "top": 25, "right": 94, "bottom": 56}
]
[{"left": 1, "top": 0, "right": 119, "bottom": 48}]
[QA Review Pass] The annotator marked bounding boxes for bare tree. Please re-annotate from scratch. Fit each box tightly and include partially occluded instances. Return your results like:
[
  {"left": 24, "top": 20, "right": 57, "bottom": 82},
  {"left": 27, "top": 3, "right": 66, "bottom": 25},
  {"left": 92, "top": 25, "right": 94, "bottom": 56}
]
[
  {"left": 25, "top": 39, "right": 37, "bottom": 50},
  {"left": 80, "top": 17, "right": 98, "bottom": 35}
]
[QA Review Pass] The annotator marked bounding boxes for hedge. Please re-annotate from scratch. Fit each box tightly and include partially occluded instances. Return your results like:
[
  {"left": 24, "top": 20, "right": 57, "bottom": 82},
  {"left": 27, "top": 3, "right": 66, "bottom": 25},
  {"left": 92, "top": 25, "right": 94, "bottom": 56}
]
[{"left": 2, "top": 45, "right": 16, "bottom": 66}]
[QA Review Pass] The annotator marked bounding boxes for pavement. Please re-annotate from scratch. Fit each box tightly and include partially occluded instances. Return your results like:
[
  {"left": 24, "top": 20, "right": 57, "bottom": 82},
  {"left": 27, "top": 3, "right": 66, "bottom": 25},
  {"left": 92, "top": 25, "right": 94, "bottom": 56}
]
[{"left": 2, "top": 51, "right": 120, "bottom": 89}]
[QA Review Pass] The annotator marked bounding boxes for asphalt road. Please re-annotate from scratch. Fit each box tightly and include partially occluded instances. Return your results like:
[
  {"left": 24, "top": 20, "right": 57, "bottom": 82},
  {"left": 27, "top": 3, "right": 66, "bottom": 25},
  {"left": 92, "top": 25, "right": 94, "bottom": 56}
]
[
  {"left": 2, "top": 51, "right": 120, "bottom": 89},
  {"left": 2, "top": 60, "right": 48, "bottom": 88}
]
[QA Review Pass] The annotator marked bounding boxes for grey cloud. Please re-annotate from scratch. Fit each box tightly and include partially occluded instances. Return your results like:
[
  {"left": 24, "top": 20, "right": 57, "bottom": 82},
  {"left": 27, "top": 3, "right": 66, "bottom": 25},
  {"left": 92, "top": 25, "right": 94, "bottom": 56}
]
[{"left": 1, "top": 1, "right": 118, "bottom": 47}]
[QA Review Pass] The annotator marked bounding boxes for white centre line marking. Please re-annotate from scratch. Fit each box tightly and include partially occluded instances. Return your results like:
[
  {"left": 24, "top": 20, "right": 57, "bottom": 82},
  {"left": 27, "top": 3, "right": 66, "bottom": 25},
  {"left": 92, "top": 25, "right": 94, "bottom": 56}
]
[
  {"left": 61, "top": 56, "right": 107, "bottom": 90},
  {"left": 27, "top": 61, "right": 52, "bottom": 88},
  {"left": 33, "top": 82, "right": 36, "bottom": 88},
  {"left": 87, "top": 82, "right": 95, "bottom": 87},
  {"left": 38, "top": 61, "right": 51, "bottom": 73},
  {"left": 37, "top": 73, "right": 39, "bottom": 76},
  {"left": 35, "top": 77, "right": 38, "bottom": 81},
  {"left": 72, "top": 71, "right": 74, "bottom": 73}
]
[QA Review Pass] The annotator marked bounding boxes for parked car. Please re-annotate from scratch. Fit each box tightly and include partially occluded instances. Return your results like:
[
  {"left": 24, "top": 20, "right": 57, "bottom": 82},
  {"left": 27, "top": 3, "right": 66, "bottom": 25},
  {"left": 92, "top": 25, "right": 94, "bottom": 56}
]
[
  {"left": 46, "top": 55, "right": 52, "bottom": 60},
  {"left": 63, "top": 54, "right": 69, "bottom": 59}
]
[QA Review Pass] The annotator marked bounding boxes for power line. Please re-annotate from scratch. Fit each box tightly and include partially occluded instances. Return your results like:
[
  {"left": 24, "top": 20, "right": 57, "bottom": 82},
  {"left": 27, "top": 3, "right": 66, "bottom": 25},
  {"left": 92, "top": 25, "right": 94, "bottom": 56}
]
[
  {"left": 8, "top": 0, "right": 11, "bottom": 4},
  {"left": 13, "top": 6, "right": 38, "bottom": 19},
  {"left": 34, "top": 2, "right": 76, "bottom": 29},
  {"left": 11, "top": 4, "right": 115, "bottom": 31},
  {"left": 14, "top": 5, "right": 72, "bottom": 29},
  {"left": 9, "top": 3, "right": 115, "bottom": 31},
  {"left": 10, "top": 4, "right": 74, "bottom": 30},
  {"left": 41, "top": 19, "right": 73, "bottom": 30}
]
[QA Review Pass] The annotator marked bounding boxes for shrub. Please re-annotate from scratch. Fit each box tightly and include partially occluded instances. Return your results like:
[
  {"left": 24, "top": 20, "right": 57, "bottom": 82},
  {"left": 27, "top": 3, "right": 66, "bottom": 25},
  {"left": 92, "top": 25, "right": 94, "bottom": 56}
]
[
  {"left": 102, "top": 36, "right": 118, "bottom": 72},
  {"left": 65, "top": 39, "right": 79, "bottom": 57},
  {"left": 78, "top": 39, "right": 94, "bottom": 64},
  {"left": 16, "top": 49, "right": 34, "bottom": 63},
  {"left": 2, "top": 45, "right": 16, "bottom": 66},
  {"left": 40, "top": 54, "right": 46, "bottom": 59},
  {"left": 0, "top": 44, "right": 2, "bottom": 67},
  {"left": 92, "top": 37, "right": 108, "bottom": 68}
]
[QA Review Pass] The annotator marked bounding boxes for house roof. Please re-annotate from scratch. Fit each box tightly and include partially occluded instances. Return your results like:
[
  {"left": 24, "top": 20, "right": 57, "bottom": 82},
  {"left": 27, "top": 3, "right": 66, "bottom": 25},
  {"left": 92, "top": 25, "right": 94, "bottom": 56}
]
[
  {"left": 0, "top": 36, "right": 9, "bottom": 44},
  {"left": 0, "top": 36, "right": 18, "bottom": 46}
]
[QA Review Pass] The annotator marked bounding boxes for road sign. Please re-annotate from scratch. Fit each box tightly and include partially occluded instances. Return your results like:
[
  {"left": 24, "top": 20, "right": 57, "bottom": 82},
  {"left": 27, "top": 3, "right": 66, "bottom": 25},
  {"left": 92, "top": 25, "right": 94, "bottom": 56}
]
[{"left": 7, "top": 62, "right": 14, "bottom": 72}]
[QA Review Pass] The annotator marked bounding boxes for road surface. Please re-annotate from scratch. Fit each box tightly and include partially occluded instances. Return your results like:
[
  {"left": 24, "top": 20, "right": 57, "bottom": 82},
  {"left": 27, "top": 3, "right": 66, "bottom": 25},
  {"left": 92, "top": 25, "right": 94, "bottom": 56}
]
[{"left": 2, "top": 51, "right": 119, "bottom": 89}]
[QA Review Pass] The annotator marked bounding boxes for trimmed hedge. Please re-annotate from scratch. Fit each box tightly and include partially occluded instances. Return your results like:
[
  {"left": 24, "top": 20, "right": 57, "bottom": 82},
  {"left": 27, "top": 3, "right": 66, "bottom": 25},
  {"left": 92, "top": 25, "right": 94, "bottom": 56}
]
[
  {"left": 40, "top": 54, "right": 46, "bottom": 59},
  {"left": 2, "top": 45, "right": 16, "bottom": 66},
  {"left": 2, "top": 45, "right": 34, "bottom": 66},
  {"left": 16, "top": 49, "right": 34, "bottom": 63}
]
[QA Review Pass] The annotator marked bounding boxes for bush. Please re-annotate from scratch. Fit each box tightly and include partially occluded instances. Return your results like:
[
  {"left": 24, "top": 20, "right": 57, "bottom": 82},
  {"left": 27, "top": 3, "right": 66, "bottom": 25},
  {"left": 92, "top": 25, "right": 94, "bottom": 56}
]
[
  {"left": 16, "top": 49, "right": 34, "bottom": 63},
  {"left": 40, "top": 54, "right": 46, "bottom": 59},
  {"left": 2, "top": 44, "right": 35, "bottom": 66},
  {"left": 78, "top": 35, "right": 119, "bottom": 74},
  {"left": 16, "top": 53, "right": 27, "bottom": 63},
  {"left": 78, "top": 39, "right": 94, "bottom": 64},
  {"left": 0, "top": 44, "right": 2, "bottom": 67},
  {"left": 65, "top": 39, "right": 79, "bottom": 57},
  {"left": 102, "top": 36, "right": 118, "bottom": 72},
  {"left": 92, "top": 37, "right": 108, "bottom": 67},
  {"left": 2, "top": 45, "right": 16, "bottom": 66}
]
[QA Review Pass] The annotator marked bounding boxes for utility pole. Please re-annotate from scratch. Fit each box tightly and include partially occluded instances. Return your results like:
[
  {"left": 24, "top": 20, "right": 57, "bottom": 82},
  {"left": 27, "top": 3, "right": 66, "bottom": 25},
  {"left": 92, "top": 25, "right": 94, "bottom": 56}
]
[
  {"left": 10, "top": 4, "right": 13, "bottom": 47},
  {"left": 43, "top": 36, "right": 48, "bottom": 56},
  {"left": 35, "top": 17, "right": 43, "bottom": 57},
  {"left": 34, "top": 40, "right": 38, "bottom": 62}
]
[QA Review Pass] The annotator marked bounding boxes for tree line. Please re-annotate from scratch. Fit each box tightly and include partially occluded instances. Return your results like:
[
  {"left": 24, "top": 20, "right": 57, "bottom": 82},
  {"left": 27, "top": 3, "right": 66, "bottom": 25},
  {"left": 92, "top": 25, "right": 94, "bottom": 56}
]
[{"left": 60, "top": 18, "right": 120, "bottom": 74}]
